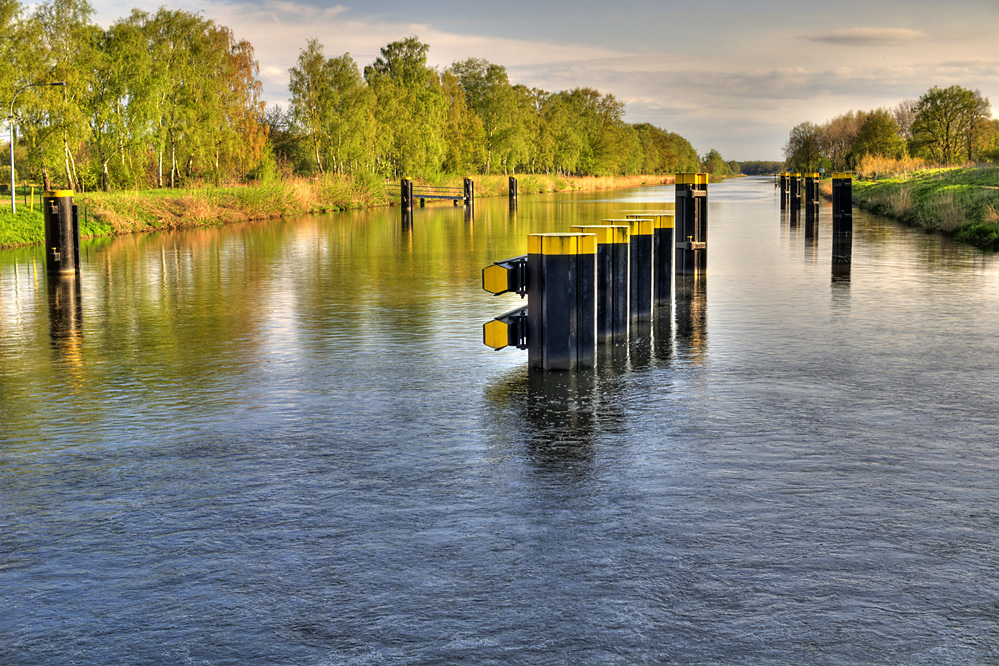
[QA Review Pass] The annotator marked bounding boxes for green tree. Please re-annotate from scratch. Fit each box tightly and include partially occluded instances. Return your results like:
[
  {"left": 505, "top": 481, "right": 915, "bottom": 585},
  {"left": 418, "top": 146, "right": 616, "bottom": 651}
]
[
  {"left": 16, "top": 0, "right": 97, "bottom": 190},
  {"left": 784, "top": 121, "right": 823, "bottom": 172},
  {"left": 703, "top": 148, "right": 732, "bottom": 178},
  {"left": 364, "top": 36, "right": 446, "bottom": 176},
  {"left": 850, "top": 108, "right": 906, "bottom": 165},
  {"left": 912, "top": 85, "right": 991, "bottom": 164},
  {"left": 439, "top": 70, "right": 484, "bottom": 173},
  {"left": 289, "top": 39, "right": 331, "bottom": 174}
]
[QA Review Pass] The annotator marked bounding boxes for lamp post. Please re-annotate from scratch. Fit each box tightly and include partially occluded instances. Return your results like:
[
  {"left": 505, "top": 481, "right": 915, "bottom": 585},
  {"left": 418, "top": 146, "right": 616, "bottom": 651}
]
[{"left": 9, "top": 81, "right": 66, "bottom": 214}]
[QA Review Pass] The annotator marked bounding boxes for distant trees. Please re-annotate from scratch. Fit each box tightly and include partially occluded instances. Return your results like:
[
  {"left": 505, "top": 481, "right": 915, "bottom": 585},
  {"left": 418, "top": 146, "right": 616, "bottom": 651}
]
[
  {"left": 283, "top": 38, "right": 702, "bottom": 179},
  {"left": 784, "top": 85, "right": 995, "bottom": 173},
  {"left": 5, "top": 0, "right": 705, "bottom": 192}
]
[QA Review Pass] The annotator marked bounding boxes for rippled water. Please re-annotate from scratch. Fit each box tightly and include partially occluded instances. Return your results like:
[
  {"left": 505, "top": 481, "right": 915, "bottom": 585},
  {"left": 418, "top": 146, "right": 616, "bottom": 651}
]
[{"left": 3, "top": 178, "right": 999, "bottom": 664}]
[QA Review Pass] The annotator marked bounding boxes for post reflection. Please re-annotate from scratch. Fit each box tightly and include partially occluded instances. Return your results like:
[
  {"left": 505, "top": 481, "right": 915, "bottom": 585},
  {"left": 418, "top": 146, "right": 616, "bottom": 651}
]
[
  {"left": 47, "top": 273, "right": 83, "bottom": 341},
  {"left": 484, "top": 366, "right": 626, "bottom": 475},
  {"left": 674, "top": 275, "right": 707, "bottom": 364}
]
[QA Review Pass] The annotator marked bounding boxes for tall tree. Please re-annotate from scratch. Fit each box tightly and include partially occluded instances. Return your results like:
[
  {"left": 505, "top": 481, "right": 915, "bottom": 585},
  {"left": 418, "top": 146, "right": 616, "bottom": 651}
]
[
  {"left": 784, "top": 121, "right": 823, "bottom": 172},
  {"left": 912, "top": 85, "right": 990, "bottom": 164},
  {"left": 364, "top": 36, "right": 446, "bottom": 176},
  {"left": 850, "top": 108, "right": 906, "bottom": 164}
]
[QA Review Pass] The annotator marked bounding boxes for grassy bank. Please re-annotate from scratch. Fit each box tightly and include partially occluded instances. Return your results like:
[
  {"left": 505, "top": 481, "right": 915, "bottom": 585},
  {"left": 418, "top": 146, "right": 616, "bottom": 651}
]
[
  {"left": 850, "top": 167, "right": 999, "bottom": 251},
  {"left": 0, "top": 173, "right": 673, "bottom": 249}
]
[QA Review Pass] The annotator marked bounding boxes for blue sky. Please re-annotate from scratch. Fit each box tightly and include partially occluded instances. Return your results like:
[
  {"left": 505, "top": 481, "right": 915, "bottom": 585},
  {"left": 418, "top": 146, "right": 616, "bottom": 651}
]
[{"left": 90, "top": 0, "right": 999, "bottom": 160}]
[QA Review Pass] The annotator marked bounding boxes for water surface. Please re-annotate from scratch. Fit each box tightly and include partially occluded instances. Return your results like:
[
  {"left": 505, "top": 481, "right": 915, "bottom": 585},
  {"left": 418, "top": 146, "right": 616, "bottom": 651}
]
[{"left": 3, "top": 178, "right": 998, "bottom": 664}]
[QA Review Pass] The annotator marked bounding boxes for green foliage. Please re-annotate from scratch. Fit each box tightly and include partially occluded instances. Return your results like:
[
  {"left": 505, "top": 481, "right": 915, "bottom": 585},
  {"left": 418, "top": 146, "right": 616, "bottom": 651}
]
[
  {"left": 784, "top": 122, "right": 824, "bottom": 172},
  {"left": 912, "top": 85, "right": 991, "bottom": 164},
  {"left": 852, "top": 167, "right": 999, "bottom": 247},
  {"left": 850, "top": 109, "right": 907, "bottom": 165}
]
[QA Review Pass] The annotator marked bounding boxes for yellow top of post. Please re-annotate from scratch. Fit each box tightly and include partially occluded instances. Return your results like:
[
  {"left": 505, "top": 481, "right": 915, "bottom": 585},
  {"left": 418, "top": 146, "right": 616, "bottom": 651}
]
[
  {"left": 602, "top": 218, "right": 653, "bottom": 236},
  {"left": 626, "top": 212, "right": 674, "bottom": 229},
  {"left": 676, "top": 173, "right": 708, "bottom": 185},
  {"left": 528, "top": 233, "right": 597, "bottom": 255},
  {"left": 43, "top": 190, "right": 75, "bottom": 198},
  {"left": 803, "top": 172, "right": 820, "bottom": 178},
  {"left": 832, "top": 172, "right": 853, "bottom": 180},
  {"left": 570, "top": 225, "right": 629, "bottom": 244}
]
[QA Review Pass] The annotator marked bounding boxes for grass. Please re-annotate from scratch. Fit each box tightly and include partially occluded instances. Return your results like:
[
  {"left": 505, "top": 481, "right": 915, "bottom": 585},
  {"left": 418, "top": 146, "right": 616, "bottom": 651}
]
[
  {"left": 0, "top": 173, "right": 672, "bottom": 249},
  {"left": 851, "top": 167, "right": 999, "bottom": 250}
]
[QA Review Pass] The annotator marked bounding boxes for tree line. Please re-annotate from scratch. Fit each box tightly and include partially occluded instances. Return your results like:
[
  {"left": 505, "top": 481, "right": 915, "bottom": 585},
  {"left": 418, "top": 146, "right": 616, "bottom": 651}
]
[
  {"left": 1, "top": 0, "right": 704, "bottom": 193},
  {"left": 784, "top": 85, "right": 998, "bottom": 173},
  {"left": 276, "top": 36, "right": 701, "bottom": 180}
]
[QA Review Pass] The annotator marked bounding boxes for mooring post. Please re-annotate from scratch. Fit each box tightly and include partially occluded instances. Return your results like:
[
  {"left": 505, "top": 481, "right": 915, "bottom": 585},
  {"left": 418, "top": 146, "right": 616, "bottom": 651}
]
[
  {"left": 602, "top": 218, "right": 653, "bottom": 322},
  {"left": 628, "top": 212, "right": 674, "bottom": 307},
  {"left": 674, "top": 173, "right": 708, "bottom": 275},
  {"left": 509, "top": 176, "right": 518, "bottom": 203},
  {"left": 526, "top": 233, "right": 597, "bottom": 371},
  {"left": 790, "top": 173, "right": 802, "bottom": 210},
  {"left": 401, "top": 178, "right": 413, "bottom": 212},
  {"left": 463, "top": 178, "right": 474, "bottom": 206},
  {"left": 779, "top": 172, "right": 789, "bottom": 210},
  {"left": 804, "top": 172, "right": 820, "bottom": 236},
  {"left": 43, "top": 190, "right": 80, "bottom": 275},
  {"left": 571, "top": 225, "right": 630, "bottom": 343},
  {"left": 832, "top": 172, "right": 853, "bottom": 265}
]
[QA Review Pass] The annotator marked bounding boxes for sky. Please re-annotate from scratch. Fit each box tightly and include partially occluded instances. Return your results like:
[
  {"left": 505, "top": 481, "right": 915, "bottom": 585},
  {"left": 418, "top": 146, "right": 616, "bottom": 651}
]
[{"left": 87, "top": 0, "right": 999, "bottom": 161}]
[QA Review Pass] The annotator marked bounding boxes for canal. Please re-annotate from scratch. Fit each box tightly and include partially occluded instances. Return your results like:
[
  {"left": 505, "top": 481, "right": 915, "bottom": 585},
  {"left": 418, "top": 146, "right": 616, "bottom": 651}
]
[{"left": 2, "top": 177, "right": 998, "bottom": 664}]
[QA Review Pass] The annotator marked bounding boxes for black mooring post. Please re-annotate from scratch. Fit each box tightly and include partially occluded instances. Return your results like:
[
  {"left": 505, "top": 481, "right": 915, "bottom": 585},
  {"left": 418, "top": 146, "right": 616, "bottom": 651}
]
[
  {"left": 779, "top": 173, "right": 789, "bottom": 210},
  {"left": 804, "top": 172, "right": 820, "bottom": 237},
  {"left": 674, "top": 173, "right": 708, "bottom": 276},
  {"left": 603, "top": 218, "right": 653, "bottom": 323},
  {"left": 526, "top": 233, "right": 597, "bottom": 371},
  {"left": 509, "top": 176, "right": 518, "bottom": 202},
  {"left": 790, "top": 173, "right": 802, "bottom": 211},
  {"left": 463, "top": 178, "right": 474, "bottom": 206},
  {"left": 401, "top": 178, "right": 413, "bottom": 212},
  {"left": 628, "top": 212, "right": 674, "bottom": 306},
  {"left": 572, "top": 225, "right": 630, "bottom": 343},
  {"left": 832, "top": 172, "right": 853, "bottom": 265},
  {"left": 43, "top": 190, "right": 80, "bottom": 275}
]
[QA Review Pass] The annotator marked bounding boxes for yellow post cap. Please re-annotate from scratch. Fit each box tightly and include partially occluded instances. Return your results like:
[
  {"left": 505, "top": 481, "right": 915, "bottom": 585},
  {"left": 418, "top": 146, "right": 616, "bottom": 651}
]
[
  {"left": 832, "top": 172, "right": 853, "bottom": 180},
  {"left": 570, "top": 225, "right": 629, "bottom": 244},
  {"left": 602, "top": 218, "right": 653, "bottom": 236},
  {"left": 528, "top": 233, "right": 597, "bottom": 255},
  {"left": 43, "top": 190, "right": 75, "bottom": 198}
]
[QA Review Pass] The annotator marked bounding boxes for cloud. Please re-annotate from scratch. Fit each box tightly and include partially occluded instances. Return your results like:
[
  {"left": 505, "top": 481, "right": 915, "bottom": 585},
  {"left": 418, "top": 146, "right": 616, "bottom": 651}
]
[{"left": 806, "top": 27, "right": 929, "bottom": 46}]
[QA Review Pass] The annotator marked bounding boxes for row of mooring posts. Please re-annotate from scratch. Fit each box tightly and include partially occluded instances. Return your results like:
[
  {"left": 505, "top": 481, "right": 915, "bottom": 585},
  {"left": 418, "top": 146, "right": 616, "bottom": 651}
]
[
  {"left": 402, "top": 177, "right": 526, "bottom": 220},
  {"left": 482, "top": 174, "right": 707, "bottom": 371},
  {"left": 779, "top": 171, "right": 854, "bottom": 273}
]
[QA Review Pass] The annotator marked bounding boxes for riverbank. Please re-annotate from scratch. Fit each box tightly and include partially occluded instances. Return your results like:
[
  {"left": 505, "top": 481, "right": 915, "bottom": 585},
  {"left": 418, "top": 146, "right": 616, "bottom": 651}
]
[
  {"left": 0, "top": 173, "right": 672, "bottom": 249},
  {"left": 850, "top": 167, "right": 999, "bottom": 251}
]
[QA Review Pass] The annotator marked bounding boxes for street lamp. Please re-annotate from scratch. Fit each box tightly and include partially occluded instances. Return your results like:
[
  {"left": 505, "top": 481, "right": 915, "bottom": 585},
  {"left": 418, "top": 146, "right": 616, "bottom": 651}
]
[{"left": 9, "top": 81, "right": 66, "bottom": 215}]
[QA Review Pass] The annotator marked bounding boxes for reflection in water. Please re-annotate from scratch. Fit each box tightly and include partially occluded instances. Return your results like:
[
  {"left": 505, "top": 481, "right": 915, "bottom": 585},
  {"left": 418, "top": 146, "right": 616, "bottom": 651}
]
[
  {"left": 832, "top": 234, "right": 852, "bottom": 282},
  {"left": 674, "top": 274, "right": 707, "bottom": 364},
  {"left": 804, "top": 215, "right": 819, "bottom": 264},
  {"left": 47, "top": 273, "right": 82, "bottom": 341}
]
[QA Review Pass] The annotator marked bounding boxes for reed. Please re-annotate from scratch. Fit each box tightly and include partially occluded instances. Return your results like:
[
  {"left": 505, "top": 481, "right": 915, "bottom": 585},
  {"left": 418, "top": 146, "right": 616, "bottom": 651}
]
[{"left": 1, "top": 172, "right": 671, "bottom": 249}]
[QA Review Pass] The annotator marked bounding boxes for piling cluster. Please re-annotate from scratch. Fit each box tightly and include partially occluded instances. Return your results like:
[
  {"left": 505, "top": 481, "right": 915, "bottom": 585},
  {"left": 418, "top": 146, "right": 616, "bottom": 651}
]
[
  {"left": 482, "top": 173, "right": 708, "bottom": 371},
  {"left": 778, "top": 171, "right": 853, "bottom": 275}
]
